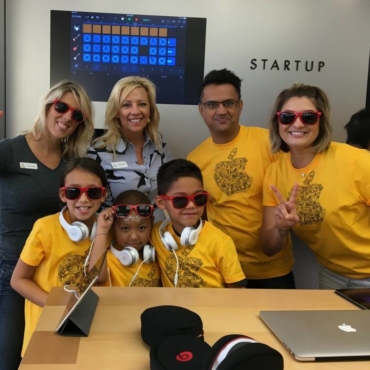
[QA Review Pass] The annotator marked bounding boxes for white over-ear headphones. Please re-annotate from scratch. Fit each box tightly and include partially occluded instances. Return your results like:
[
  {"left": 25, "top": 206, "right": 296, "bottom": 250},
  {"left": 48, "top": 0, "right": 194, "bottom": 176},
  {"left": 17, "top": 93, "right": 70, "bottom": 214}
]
[
  {"left": 159, "top": 218, "right": 203, "bottom": 251},
  {"left": 59, "top": 206, "right": 97, "bottom": 242},
  {"left": 110, "top": 243, "right": 155, "bottom": 266}
]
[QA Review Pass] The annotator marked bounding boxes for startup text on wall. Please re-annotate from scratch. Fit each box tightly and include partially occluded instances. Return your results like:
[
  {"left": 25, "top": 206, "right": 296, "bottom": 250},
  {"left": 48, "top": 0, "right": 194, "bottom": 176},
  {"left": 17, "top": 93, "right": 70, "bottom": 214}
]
[{"left": 250, "top": 59, "right": 325, "bottom": 72}]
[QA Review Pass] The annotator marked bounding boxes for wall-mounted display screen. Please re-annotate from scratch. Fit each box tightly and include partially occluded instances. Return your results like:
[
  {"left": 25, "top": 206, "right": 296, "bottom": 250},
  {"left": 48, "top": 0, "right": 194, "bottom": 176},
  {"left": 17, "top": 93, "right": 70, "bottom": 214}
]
[{"left": 50, "top": 11, "right": 207, "bottom": 104}]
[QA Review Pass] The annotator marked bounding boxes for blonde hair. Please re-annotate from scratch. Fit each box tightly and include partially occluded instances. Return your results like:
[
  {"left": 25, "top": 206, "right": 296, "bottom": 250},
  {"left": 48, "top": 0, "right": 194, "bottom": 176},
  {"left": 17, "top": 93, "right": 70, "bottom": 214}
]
[
  {"left": 269, "top": 83, "right": 332, "bottom": 153},
  {"left": 28, "top": 80, "right": 94, "bottom": 159},
  {"left": 93, "top": 76, "right": 161, "bottom": 154}
]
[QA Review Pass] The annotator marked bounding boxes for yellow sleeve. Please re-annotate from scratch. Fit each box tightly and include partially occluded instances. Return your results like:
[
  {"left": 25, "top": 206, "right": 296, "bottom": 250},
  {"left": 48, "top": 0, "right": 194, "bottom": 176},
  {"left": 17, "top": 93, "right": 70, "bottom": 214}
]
[
  {"left": 263, "top": 163, "right": 279, "bottom": 207},
  {"left": 353, "top": 149, "right": 370, "bottom": 205},
  {"left": 217, "top": 234, "right": 246, "bottom": 284},
  {"left": 20, "top": 218, "right": 47, "bottom": 267}
]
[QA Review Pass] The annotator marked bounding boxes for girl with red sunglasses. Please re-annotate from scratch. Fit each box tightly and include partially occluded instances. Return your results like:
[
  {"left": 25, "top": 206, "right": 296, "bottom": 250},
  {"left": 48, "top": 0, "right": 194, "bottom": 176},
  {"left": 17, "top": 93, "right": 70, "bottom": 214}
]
[{"left": 11, "top": 158, "right": 114, "bottom": 357}]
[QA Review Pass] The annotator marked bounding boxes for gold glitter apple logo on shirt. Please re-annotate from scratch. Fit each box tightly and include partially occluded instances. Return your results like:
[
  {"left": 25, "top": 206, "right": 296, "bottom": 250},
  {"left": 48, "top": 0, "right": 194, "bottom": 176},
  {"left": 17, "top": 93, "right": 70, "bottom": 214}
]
[
  {"left": 214, "top": 148, "right": 253, "bottom": 196},
  {"left": 293, "top": 171, "right": 325, "bottom": 226}
]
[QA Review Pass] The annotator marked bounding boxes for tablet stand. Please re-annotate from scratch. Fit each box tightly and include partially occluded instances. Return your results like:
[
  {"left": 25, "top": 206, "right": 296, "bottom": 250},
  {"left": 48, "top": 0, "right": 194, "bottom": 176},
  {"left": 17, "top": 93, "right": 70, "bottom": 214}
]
[{"left": 57, "top": 289, "right": 99, "bottom": 336}]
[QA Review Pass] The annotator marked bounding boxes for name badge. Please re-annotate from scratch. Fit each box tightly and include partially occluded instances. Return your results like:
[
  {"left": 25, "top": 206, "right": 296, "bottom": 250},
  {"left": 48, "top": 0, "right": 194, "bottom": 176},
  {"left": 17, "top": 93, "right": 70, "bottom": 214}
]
[
  {"left": 111, "top": 161, "right": 128, "bottom": 169},
  {"left": 20, "top": 162, "right": 38, "bottom": 170}
]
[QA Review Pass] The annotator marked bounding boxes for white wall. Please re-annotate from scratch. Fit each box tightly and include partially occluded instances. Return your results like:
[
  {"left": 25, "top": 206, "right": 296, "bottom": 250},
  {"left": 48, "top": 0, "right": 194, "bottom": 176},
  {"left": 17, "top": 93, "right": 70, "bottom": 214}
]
[
  {"left": 6, "top": 0, "right": 370, "bottom": 154},
  {"left": 5, "top": 0, "right": 370, "bottom": 288}
]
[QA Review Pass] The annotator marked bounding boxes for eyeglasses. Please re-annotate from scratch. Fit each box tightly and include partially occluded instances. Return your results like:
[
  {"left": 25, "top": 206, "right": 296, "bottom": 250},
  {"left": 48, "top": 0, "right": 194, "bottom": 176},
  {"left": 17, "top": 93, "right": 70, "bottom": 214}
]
[
  {"left": 53, "top": 100, "right": 85, "bottom": 124},
  {"left": 277, "top": 111, "right": 322, "bottom": 125},
  {"left": 201, "top": 100, "right": 240, "bottom": 110},
  {"left": 160, "top": 192, "right": 209, "bottom": 209},
  {"left": 61, "top": 187, "right": 106, "bottom": 200},
  {"left": 112, "top": 204, "right": 154, "bottom": 218}
]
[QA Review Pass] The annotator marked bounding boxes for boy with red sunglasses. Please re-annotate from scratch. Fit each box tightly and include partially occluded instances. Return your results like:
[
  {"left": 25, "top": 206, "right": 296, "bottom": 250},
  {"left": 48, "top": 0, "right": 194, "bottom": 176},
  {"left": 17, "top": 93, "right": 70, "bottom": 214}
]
[
  {"left": 151, "top": 159, "right": 247, "bottom": 288},
  {"left": 105, "top": 190, "right": 161, "bottom": 287}
]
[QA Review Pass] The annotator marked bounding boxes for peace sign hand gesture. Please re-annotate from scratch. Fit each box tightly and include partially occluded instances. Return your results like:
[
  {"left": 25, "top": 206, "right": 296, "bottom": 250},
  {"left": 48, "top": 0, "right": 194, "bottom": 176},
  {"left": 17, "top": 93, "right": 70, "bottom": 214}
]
[{"left": 271, "top": 183, "right": 300, "bottom": 236}]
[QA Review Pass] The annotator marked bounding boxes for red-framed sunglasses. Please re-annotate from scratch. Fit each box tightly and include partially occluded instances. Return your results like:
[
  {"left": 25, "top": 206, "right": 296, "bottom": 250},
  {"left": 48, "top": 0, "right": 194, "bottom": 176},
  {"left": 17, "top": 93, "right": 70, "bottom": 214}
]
[
  {"left": 160, "top": 192, "right": 209, "bottom": 209},
  {"left": 112, "top": 204, "right": 154, "bottom": 218},
  {"left": 277, "top": 111, "right": 322, "bottom": 125},
  {"left": 53, "top": 100, "right": 86, "bottom": 124},
  {"left": 61, "top": 187, "right": 106, "bottom": 200}
]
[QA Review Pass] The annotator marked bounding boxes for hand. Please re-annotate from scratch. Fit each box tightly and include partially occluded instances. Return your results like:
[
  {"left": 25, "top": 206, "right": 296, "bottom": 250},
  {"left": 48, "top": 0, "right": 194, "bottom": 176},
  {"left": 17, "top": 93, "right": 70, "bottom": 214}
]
[
  {"left": 96, "top": 207, "right": 114, "bottom": 233},
  {"left": 271, "top": 183, "right": 299, "bottom": 232},
  {"left": 0, "top": 111, "right": 4, "bottom": 119}
]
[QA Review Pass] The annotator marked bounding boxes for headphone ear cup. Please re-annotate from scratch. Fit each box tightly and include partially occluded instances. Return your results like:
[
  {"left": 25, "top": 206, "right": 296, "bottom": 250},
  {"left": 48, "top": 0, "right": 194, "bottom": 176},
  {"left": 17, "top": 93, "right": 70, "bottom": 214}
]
[
  {"left": 69, "top": 221, "right": 89, "bottom": 242},
  {"left": 180, "top": 226, "right": 194, "bottom": 246},
  {"left": 59, "top": 207, "right": 94, "bottom": 242},
  {"left": 143, "top": 245, "right": 155, "bottom": 264},
  {"left": 121, "top": 247, "right": 139, "bottom": 266},
  {"left": 180, "top": 221, "right": 202, "bottom": 246},
  {"left": 163, "top": 231, "right": 178, "bottom": 251}
]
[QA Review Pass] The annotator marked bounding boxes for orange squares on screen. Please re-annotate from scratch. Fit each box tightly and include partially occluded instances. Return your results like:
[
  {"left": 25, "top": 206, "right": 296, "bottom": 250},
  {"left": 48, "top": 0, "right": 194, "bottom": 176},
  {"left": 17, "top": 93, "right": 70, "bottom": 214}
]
[
  {"left": 121, "top": 26, "right": 130, "bottom": 35},
  {"left": 159, "top": 28, "right": 167, "bottom": 37},
  {"left": 112, "top": 26, "right": 120, "bottom": 35},
  {"left": 140, "top": 27, "right": 149, "bottom": 36},
  {"left": 102, "top": 25, "right": 111, "bottom": 34},
  {"left": 83, "top": 24, "right": 92, "bottom": 33},
  {"left": 93, "top": 25, "right": 101, "bottom": 33},
  {"left": 150, "top": 28, "right": 158, "bottom": 37}
]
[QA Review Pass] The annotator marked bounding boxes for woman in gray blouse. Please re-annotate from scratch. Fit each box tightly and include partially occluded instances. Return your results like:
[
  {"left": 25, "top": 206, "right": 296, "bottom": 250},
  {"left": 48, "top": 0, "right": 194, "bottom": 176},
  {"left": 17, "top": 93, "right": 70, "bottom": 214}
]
[{"left": 87, "top": 76, "right": 172, "bottom": 220}]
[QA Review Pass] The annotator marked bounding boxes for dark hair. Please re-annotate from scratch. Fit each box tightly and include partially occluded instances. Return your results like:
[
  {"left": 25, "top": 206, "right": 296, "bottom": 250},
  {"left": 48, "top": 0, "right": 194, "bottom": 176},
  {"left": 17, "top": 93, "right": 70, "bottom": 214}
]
[
  {"left": 269, "top": 83, "right": 332, "bottom": 153},
  {"left": 199, "top": 68, "right": 242, "bottom": 100},
  {"left": 157, "top": 159, "right": 203, "bottom": 195},
  {"left": 344, "top": 109, "right": 370, "bottom": 149},
  {"left": 113, "top": 190, "right": 151, "bottom": 206},
  {"left": 60, "top": 158, "right": 107, "bottom": 188}
]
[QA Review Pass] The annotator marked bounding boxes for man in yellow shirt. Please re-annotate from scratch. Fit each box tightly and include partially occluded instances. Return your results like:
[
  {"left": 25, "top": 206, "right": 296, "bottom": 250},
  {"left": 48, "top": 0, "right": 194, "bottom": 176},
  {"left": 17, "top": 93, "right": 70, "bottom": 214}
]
[{"left": 188, "top": 69, "right": 294, "bottom": 288}]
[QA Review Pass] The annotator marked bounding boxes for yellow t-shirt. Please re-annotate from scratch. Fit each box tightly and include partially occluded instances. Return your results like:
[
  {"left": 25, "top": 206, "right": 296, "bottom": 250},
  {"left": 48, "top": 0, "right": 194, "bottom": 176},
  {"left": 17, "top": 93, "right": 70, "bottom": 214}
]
[
  {"left": 263, "top": 142, "right": 370, "bottom": 279},
  {"left": 20, "top": 211, "right": 104, "bottom": 355},
  {"left": 188, "top": 125, "right": 293, "bottom": 279},
  {"left": 105, "top": 249, "right": 161, "bottom": 287},
  {"left": 150, "top": 220, "right": 246, "bottom": 288}
]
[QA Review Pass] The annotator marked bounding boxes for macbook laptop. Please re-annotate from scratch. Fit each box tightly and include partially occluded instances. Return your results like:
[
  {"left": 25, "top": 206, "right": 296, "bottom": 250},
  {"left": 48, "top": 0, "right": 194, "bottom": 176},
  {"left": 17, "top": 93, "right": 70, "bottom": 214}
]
[
  {"left": 55, "top": 250, "right": 107, "bottom": 334},
  {"left": 335, "top": 288, "right": 370, "bottom": 310},
  {"left": 259, "top": 310, "right": 370, "bottom": 361}
]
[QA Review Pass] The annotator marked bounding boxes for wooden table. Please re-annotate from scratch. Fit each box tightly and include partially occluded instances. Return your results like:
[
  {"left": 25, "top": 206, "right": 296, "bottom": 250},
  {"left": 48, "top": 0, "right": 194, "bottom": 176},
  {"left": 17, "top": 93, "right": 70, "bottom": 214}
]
[{"left": 20, "top": 287, "right": 367, "bottom": 369}]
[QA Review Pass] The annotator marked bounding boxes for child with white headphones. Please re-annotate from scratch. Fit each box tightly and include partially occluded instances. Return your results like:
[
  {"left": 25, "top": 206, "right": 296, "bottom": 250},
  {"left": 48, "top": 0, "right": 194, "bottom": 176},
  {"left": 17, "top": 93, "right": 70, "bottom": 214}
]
[
  {"left": 104, "top": 190, "right": 161, "bottom": 287},
  {"left": 151, "top": 159, "right": 247, "bottom": 288},
  {"left": 11, "top": 158, "right": 112, "bottom": 356}
]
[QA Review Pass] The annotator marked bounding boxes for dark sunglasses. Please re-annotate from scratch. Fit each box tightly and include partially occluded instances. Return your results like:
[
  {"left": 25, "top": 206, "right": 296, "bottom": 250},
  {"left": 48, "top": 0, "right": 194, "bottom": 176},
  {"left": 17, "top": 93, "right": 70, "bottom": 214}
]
[
  {"left": 53, "top": 100, "right": 85, "bottom": 124},
  {"left": 277, "top": 111, "right": 322, "bottom": 125},
  {"left": 112, "top": 204, "right": 154, "bottom": 218},
  {"left": 160, "top": 192, "right": 209, "bottom": 209},
  {"left": 61, "top": 187, "right": 106, "bottom": 200}
]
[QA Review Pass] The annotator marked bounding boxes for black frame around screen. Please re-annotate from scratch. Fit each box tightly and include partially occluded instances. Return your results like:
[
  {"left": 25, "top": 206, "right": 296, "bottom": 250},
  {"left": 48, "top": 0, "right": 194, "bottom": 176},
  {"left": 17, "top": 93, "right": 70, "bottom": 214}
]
[{"left": 50, "top": 10, "right": 206, "bottom": 105}]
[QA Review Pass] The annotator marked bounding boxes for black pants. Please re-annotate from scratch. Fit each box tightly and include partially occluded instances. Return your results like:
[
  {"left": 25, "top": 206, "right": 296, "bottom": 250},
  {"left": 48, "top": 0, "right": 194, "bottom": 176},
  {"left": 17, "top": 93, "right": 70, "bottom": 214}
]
[{"left": 246, "top": 271, "right": 295, "bottom": 289}]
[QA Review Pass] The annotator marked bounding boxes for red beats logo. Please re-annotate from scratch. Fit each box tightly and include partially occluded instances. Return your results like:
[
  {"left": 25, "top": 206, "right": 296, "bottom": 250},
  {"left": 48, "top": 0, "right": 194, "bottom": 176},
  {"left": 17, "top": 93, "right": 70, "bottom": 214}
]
[{"left": 176, "top": 351, "right": 193, "bottom": 362}]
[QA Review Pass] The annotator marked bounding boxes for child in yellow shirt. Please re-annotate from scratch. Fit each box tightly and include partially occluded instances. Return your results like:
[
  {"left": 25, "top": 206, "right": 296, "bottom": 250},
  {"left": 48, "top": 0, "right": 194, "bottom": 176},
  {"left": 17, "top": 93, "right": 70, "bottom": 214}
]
[{"left": 106, "top": 190, "right": 161, "bottom": 287}]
